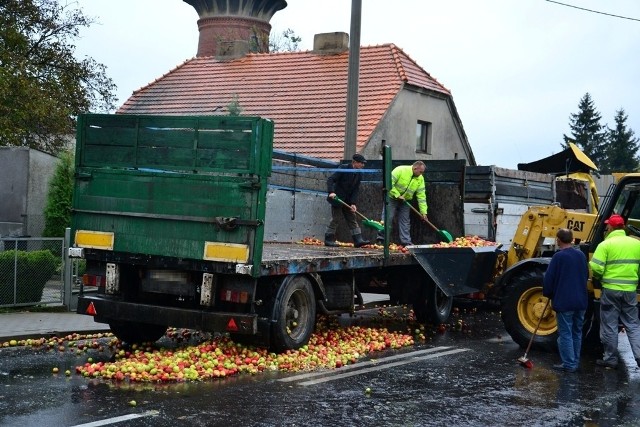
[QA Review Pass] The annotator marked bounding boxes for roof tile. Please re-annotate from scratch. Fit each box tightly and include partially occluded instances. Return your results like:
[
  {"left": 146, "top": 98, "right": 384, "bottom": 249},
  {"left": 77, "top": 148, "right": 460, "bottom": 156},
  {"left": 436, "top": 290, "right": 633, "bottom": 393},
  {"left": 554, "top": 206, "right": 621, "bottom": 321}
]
[{"left": 119, "top": 44, "right": 450, "bottom": 161}]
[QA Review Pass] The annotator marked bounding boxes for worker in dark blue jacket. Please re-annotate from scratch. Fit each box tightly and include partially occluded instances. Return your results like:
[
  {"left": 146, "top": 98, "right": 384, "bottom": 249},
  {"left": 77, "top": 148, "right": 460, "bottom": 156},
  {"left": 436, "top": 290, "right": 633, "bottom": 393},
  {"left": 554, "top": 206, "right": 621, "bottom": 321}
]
[
  {"left": 543, "top": 228, "right": 589, "bottom": 373},
  {"left": 324, "top": 154, "right": 370, "bottom": 248}
]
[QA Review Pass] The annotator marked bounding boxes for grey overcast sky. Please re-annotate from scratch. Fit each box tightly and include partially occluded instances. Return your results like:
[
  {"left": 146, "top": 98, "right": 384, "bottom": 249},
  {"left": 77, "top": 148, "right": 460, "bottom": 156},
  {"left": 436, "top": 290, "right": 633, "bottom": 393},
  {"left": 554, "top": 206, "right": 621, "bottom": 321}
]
[{"left": 74, "top": 0, "right": 640, "bottom": 169}]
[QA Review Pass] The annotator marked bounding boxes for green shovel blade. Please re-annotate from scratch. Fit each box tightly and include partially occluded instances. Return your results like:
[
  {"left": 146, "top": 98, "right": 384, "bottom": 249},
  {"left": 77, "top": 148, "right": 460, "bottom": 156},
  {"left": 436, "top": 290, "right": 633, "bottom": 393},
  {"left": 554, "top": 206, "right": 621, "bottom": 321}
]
[
  {"left": 362, "top": 219, "right": 384, "bottom": 231},
  {"left": 438, "top": 229, "right": 454, "bottom": 243}
]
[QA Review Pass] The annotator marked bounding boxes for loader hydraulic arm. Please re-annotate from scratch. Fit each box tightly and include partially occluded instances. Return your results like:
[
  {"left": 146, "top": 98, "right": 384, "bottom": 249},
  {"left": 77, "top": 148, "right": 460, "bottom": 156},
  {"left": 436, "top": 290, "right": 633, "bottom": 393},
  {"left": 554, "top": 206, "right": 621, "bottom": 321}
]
[{"left": 507, "top": 204, "right": 596, "bottom": 266}]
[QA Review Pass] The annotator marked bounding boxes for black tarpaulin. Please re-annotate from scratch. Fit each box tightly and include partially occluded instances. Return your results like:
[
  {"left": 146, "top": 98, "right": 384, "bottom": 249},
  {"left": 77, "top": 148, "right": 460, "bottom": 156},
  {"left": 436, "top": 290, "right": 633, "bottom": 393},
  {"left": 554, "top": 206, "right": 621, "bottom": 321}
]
[{"left": 517, "top": 143, "right": 598, "bottom": 174}]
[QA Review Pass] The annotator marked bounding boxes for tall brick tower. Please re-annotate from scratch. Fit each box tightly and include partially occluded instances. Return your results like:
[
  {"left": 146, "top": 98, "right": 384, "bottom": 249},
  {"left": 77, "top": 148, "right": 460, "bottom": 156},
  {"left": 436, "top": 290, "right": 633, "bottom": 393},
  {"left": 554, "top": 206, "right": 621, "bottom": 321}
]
[{"left": 183, "top": 0, "right": 287, "bottom": 57}]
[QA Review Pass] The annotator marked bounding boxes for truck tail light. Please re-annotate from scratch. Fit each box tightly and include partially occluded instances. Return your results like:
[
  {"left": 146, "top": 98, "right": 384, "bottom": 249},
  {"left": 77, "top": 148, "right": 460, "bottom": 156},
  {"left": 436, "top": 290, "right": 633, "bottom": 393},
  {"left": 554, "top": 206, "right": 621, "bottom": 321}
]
[
  {"left": 82, "top": 274, "right": 105, "bottom": 287},
  {"left": 219, "top": 289, "right": 249, "bottom": 303}
]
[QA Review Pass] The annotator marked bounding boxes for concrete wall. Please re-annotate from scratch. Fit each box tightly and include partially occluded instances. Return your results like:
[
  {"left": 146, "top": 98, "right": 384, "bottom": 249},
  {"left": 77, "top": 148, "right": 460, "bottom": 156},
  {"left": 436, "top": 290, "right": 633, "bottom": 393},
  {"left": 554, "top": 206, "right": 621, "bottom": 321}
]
[
  {"left": 26, "top": 150, "right": 58, "bottom": 236},
  {"left": 362, "top": 89, "right": 469, "bottom": 164},
  {"left": 0, "top": 147, "right": 59, "bottom": 237},
  {"left": 0, "top": 148, "right": 29, "bottom": 236}
]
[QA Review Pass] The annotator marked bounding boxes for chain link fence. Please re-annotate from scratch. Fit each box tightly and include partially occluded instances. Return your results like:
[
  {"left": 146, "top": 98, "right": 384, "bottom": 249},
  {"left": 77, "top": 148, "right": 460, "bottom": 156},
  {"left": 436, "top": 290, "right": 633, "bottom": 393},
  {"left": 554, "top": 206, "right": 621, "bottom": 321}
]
[{"left": 0, "top": 237, "right": 65, "bottom": 308}]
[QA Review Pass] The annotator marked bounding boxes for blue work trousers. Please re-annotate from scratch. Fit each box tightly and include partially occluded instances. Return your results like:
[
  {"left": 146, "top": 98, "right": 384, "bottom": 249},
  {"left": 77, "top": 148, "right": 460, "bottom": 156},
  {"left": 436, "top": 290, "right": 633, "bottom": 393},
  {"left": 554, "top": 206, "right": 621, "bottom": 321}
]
[{"left": 556, "top": 310, "right": 585, "bottom": 371}]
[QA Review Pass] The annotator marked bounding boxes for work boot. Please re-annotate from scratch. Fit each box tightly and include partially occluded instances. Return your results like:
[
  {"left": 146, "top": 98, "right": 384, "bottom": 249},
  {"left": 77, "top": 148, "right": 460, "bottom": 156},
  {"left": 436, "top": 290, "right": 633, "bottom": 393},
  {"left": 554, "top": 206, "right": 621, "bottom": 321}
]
[
  {"left": 324, "top": 233, "right": 338, "bottom": 247},
  {"left": 353, "top": 234, "right": 370, "bottom": 248}
]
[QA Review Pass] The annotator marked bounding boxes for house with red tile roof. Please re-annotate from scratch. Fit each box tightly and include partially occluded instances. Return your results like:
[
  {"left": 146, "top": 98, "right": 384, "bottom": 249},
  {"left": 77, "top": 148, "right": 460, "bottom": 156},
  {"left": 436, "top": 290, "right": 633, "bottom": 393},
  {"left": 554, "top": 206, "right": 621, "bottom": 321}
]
[
  {"left": 118, "top": 0, "right": 475, "bottom": 165},
  {"left": 119, "top": 37, "right": 474, "bottom": 165}
]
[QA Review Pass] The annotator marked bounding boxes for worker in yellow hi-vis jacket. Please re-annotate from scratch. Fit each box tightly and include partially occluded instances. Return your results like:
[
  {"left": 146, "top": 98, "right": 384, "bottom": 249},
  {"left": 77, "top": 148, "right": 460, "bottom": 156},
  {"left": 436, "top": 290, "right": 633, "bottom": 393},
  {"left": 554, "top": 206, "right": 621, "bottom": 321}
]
[
  {"left": 376, "top": 161, "right": 427, "bottom": 246},
  {"left": 589, "top": 214, "right": 640, "bottom": 370}
]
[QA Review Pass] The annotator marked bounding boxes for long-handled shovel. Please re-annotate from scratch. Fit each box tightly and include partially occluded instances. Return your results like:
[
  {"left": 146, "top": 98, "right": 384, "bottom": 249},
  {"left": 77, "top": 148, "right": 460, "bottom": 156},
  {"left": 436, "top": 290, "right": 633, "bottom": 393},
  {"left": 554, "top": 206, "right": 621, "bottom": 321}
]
[
  {"left": 333, "top": 196, "right": 385, "bottom": 232},
  {"left": 517, "top": 298, "right": 551, "bottom": 369},
  {"left": 403, "top": 201, "right": 454, "bottom": 243}
]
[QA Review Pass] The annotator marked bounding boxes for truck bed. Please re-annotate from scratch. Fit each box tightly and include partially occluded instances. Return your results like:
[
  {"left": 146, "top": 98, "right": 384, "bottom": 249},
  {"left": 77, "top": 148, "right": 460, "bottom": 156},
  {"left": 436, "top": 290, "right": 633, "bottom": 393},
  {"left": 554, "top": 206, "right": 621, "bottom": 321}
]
[{"left": 258, "top": 242, "right": 415, "bottom": 276}]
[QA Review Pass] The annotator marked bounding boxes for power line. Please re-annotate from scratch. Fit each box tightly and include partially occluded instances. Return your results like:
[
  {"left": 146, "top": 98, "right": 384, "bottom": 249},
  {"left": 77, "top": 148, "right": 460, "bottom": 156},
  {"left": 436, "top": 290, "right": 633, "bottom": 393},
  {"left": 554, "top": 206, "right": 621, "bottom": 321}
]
[{"left": 545, "top": 0, "right": 640, "bottom": 22}]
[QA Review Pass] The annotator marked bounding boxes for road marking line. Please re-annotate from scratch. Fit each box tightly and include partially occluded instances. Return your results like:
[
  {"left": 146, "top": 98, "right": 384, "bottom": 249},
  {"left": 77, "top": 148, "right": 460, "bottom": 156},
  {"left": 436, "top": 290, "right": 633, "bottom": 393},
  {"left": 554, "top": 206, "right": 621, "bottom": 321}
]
[
  {"left": 71, "top": 410, "right": 159, "bottom": 427},
  {"left": 298, "top": 348, "right": 470, "bottom": 386},
  {"left": 618, "top": 332, "right": 640, "bottom": 381},
  {"left": 278, "top": 346, "right": 453, "bottom": 383}
]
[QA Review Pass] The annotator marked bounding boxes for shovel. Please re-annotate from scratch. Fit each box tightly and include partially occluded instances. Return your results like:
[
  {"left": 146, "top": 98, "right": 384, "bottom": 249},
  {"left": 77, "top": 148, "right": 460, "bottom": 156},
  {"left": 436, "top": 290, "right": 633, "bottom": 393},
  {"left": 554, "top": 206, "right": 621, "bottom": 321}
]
[
  {"left": 333, "top": 196, "right": 385, "bottom": 232},
  {"left": 403, "top": 201, "right": 454, "bottom": 243},
  {"left": 517, "top": 298, "right": 551, "bottom": 369}
]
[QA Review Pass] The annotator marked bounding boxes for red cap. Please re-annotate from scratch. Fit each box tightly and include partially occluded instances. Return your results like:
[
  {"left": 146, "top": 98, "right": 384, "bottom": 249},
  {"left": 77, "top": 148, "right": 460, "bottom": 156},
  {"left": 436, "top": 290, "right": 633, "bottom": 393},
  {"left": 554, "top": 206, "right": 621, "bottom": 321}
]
[{"left": 605, "top": 214, "right": 625, "bottom": 227}]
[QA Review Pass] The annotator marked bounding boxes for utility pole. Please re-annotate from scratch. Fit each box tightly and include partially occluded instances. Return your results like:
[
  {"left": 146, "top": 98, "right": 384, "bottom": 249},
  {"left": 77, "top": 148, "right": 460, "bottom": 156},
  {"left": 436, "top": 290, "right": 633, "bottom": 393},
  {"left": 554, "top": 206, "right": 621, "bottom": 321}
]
[{"left": 344, "top": 0, "right": 361, "bottom": 160}]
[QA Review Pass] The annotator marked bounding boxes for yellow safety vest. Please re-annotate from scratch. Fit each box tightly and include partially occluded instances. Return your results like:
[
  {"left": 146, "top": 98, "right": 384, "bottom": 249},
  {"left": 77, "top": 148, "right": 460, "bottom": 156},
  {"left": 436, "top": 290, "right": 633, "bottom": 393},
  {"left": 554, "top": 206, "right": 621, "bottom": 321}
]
[
  {"left": 589, "top": 229, "right": 640, "bottom": 291},
  {"left": 389, "top": 165, "right": 428, "bottom": 214}
]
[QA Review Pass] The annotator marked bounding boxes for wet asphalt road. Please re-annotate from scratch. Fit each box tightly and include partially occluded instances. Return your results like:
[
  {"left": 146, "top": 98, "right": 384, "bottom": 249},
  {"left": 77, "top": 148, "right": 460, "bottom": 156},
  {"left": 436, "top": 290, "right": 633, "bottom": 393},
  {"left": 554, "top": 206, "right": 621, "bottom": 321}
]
[{"left": 1, "top": 304, "right": 640, "bottom": 427}]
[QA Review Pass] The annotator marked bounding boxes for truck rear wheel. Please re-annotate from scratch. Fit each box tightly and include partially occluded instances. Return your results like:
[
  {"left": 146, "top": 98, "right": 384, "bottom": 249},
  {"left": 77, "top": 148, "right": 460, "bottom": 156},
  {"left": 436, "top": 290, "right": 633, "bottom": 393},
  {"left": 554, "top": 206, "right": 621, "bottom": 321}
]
[
  {"left": 109, "top": 321, "right": 168, "bottom": 345},
  {"left": 413, "top": 280, "right": 453, "bottom": 325},
  {"left": 271, "top": 276, "right": 317, "bottom": 352},
  {"left": 501, "top": 269, "right": 557, "bottom": 351}
]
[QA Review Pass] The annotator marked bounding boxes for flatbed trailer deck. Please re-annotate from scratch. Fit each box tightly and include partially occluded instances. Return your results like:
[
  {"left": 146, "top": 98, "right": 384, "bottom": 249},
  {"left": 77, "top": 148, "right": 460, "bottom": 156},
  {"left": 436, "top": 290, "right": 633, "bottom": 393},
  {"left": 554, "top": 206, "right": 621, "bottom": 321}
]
[{"left": 259, "top": 243, "right": 414, "bottom": 275}]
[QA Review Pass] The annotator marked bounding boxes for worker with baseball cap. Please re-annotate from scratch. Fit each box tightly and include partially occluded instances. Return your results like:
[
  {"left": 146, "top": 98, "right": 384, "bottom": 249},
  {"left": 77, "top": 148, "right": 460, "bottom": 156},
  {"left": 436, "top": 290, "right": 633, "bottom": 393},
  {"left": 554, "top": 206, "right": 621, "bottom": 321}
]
[
  {"left": 324, "top": 153, "right": 370, "bottom": 248},
  {"left": 589, "top": 214, "right": 640, "bottom": 369},
  {"left": 604, "top": 214, "right": 625, "bottom": 227}
]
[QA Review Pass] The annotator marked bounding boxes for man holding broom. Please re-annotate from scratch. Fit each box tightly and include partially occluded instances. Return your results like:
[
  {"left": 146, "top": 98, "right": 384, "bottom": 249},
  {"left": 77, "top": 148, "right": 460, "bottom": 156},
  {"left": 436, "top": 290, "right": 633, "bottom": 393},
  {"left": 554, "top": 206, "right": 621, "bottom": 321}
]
[
  {"left": 376, "top": 161, "right": 427, "bottom": 246},
  {"left": 324, "top": 154, "right": 370, "bottom": 248},
  {"left": 543, "top": 228, "right": 589, "bottom": 373}
]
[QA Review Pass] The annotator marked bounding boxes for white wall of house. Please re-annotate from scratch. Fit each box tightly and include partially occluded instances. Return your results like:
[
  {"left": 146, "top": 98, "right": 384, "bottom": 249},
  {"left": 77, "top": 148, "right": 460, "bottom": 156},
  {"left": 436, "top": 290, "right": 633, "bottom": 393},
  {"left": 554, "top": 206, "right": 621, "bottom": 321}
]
[{"left": 362, "top": 88, "right": 470, "bottom": 164}]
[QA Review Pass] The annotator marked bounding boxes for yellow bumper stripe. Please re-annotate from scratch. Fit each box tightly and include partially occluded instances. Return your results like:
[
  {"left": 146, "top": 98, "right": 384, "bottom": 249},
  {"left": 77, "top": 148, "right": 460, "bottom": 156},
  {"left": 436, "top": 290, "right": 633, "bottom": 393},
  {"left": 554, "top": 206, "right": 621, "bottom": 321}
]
[
  {"left": 75, "top": 230, "right": 114, "bottom": 250},
  {"left": 204, "top": 242, "right": 249, "bottom": 263}
]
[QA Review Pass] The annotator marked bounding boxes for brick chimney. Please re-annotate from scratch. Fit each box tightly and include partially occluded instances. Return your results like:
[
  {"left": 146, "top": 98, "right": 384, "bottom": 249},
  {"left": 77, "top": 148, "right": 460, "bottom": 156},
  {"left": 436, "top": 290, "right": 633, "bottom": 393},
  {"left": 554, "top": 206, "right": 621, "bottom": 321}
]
[{"left": 183, "top": 0, "right": 288, "bottom": 57}]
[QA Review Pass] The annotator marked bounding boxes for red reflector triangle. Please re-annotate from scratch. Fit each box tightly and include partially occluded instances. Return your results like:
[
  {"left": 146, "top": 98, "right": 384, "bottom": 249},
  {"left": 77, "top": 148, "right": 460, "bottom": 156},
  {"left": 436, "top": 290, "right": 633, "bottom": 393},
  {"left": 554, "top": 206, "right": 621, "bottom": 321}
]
[
  {"left": 227, "top": 318, "right": 238, "bottom": 332},
  {"left": 86, "top": 302, "right": 97, "bottom": 316}
]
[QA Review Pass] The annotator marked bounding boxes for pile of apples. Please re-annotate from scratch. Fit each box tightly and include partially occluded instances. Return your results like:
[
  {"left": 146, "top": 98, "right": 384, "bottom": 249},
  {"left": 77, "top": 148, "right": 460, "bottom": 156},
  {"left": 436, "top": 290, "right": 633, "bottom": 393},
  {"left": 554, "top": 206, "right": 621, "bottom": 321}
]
[
  {"left": 296, "top": 237, "right": 409, "bottom": 253},
  {"left": 1, "top": 333, "right": 109, "bottom": 352},
  {"left": 298, "top": 237, "right": 354, "bottom": 247},
  {"left": 297, "top": 237, "right": 411, "bottom": 251},
  {"left": 360, "top": 243, "right": 409, "bottom": 253},
  {"left": 2, "top": 307, "right": 486, "bottom": 385},
  {"left": 72, "top": 318, "right": 415, "bottom": 383},
  {"left": 432, "top": 235, "right": 497, "bottom": 248},
  {"left": 298, "top": 237, "right": 324, "bottom": 245}
]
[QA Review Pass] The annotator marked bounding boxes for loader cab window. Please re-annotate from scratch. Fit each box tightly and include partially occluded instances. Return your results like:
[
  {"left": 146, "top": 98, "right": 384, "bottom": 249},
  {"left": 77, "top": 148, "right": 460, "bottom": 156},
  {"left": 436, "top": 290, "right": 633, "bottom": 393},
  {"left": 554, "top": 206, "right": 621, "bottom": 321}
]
[{"left": 612, "top": 185, "right": 640, "bottom": 236}]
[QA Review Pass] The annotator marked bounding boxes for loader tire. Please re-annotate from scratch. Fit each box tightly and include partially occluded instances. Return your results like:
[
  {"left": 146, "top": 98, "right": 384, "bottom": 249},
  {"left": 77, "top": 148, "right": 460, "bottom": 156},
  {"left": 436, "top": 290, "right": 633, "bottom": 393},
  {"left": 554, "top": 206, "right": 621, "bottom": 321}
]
[
  {"left": 501, "top": 269, "right": 557, "bottom": 352},
  {"left": 270, "top": 275, "right": 316, "bottom": 353},
  {"left": 109, "top": 321, "right": 167, "bottom": 345}
]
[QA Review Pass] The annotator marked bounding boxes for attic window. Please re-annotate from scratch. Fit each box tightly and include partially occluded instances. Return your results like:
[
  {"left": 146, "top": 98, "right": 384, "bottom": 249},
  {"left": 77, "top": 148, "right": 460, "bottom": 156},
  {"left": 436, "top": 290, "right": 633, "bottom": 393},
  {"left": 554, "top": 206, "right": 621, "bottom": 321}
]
[{"left": 416, "top": 121, "right": 432, "bottom": 154}]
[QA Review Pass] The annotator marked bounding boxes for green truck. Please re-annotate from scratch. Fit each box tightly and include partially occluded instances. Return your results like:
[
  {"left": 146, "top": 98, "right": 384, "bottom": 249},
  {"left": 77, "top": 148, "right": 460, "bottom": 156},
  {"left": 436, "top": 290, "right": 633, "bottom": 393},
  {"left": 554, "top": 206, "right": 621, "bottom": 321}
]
[{"left": 70, "top": 114, "right": 501, "bottom": 351}]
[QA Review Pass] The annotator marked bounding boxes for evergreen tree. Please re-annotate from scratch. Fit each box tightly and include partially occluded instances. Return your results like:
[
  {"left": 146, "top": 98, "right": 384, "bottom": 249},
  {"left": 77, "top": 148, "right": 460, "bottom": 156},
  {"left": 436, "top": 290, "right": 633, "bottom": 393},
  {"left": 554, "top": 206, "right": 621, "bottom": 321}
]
[
  {"left": 563, "top": 93, "right": 608, "bottom": 169},
  {"left": 605, "top": 108, "right": 639, "bottom": 173},
  {"left": 43, "top": 150, "right": 74, "bottom": 237}
]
